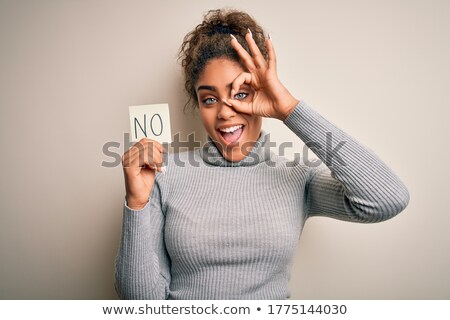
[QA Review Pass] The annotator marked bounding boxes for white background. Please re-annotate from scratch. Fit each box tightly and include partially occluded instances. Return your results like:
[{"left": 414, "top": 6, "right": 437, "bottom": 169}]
[{"left": 0, "top": 0, "right": 448, "bottom": 299}]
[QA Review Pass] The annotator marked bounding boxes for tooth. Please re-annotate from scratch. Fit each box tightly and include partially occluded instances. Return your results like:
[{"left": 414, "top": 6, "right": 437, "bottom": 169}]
[{"left": 219, "top": 125, "right": 243, "bottom": 133}]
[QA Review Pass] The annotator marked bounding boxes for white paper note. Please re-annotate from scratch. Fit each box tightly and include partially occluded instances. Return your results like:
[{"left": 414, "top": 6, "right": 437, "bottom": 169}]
[{"left": 128, "top": 103, "right": 172, "bottom": 143}]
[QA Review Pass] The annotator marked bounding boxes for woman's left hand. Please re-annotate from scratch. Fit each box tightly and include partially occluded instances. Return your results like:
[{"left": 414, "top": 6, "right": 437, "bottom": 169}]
[{"left": 226, "top": 30, "right": 300, "bottom": 121}]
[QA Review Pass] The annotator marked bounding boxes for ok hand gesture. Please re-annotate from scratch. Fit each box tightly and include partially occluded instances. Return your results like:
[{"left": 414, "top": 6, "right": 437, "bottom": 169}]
[{"left": 225, "top": 30, "right": 300, "bottom": 121}]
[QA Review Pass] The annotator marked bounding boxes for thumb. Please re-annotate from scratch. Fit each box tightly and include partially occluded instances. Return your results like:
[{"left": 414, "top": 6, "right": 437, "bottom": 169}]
[{"left": 223, "top": 98, "right": 253, "bottom": 115}]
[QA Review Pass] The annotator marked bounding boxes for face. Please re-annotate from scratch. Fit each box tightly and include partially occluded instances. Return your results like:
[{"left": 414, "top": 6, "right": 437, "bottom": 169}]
[{"left": 196, "top": 58, "right": 262, "bottom": 162}]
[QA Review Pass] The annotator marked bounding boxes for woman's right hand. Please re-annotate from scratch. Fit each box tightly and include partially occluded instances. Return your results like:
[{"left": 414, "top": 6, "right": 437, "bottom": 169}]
[{"left": 121, "top": 138, "right": 165, "bottom": 210}]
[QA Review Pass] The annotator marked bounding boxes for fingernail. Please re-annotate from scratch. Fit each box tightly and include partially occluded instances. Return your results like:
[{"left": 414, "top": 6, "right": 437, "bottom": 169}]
[
  {"left": 230, "top": 34, "right": 237, "bottom": 41},
  {"left": 248, "top": 28, "right": 253, "bottom": 38},
  {"left": 222, "top": 98, "right": 232, "bottom": 107},
  {"left": 268, "top": 33, "right": 272, "bottom": 41}
]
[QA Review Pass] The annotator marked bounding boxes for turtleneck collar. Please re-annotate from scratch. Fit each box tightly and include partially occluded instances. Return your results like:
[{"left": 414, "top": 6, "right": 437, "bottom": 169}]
[{"left": 200, "top": 130, "right": 272, "bottom": 167}]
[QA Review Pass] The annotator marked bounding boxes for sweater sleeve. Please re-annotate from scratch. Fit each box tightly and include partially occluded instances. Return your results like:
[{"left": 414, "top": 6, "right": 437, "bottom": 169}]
[
  {"left": 114, "top": 178, "right": 171, "bottom": 299},
  {"left": 283, "top": 100, "right": 410, "bottom": 223}
]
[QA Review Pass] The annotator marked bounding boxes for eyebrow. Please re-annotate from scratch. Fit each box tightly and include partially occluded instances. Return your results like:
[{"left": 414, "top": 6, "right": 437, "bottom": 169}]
[
  {"left": 196, "top": 83, "right": 249, "bottom": 93},
  {"left": 197, "top": 85, "right": 219, "bottom": 92}
]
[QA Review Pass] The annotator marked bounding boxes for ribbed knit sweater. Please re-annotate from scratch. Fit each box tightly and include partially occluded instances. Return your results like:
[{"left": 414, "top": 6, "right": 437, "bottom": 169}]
[{"left": 114, "top": 100, "right": 410, "bottom": 300}]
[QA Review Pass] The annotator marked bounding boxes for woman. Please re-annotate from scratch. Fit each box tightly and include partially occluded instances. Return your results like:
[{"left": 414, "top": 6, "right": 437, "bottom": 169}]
[{"left": 115, "top": 8, "right": 409, "bottom": 300}]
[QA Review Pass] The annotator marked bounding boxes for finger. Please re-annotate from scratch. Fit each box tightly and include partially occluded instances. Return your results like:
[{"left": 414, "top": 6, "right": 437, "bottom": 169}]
[
  {"left": 122, "top": 142, "right": 147, "bottom": 168},
  {"left": 143, "top": 149, "right": 163, "bottom": 172},
  {"left": 265, "top": 34, "right": 277, "bottom": 73},
  {"left": 128, "top": 138, "right": 163, "bottom": 159},
  {"left": 224, "top": 98, "right": 253, "bottom": 115},
  {"left": 144, "top": 140, "right": 167, "bottom": 171},
  {"left": 145, "top": 144, "right": 164, "bottom": 172},
  {"left": 230, "top": 34, "right": 256, "bottom": 71},
  {"left": 246, "top": 29, "right": 267, "bottom": 69},
  {"left": 230, "top": 72, "right": 252, "bottom": 97},
  {"left": 127, "top": 141, "right": 163, "bottom": 171},
  {"left": 143, "top": 138, "right": 163, "bottom": 154}
]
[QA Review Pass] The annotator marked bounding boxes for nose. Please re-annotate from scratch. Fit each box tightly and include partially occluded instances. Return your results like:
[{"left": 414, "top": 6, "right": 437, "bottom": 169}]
[{"left": 217, "top": 100, "right": 236, "bottom": 120}]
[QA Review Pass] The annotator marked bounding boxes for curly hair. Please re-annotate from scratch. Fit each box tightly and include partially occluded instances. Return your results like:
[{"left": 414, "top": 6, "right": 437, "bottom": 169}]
[{"left": 178, "top": 8, "right": 268, "bottom": 113}]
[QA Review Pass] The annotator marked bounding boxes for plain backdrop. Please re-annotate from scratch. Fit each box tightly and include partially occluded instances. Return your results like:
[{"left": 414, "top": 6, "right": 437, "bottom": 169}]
[{"left": 1, "top": 0, "right": 449, "bottom": 299}]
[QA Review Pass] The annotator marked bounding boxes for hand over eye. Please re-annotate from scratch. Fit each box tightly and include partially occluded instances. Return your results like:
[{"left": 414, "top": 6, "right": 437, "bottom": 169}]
[{"left": 225, "top": 30, "right": 300, "bottom": 121}]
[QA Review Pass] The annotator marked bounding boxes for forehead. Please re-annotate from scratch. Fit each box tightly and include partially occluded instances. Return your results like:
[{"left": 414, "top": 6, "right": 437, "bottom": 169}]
[{"left": 197, "top": 58, "right": 244, "bottom": 86}]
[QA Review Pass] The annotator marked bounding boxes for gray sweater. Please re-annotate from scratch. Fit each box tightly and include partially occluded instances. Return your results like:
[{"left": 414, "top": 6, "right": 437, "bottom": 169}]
[{"left": 114, "top": 100, "right": 409, "bottom": 299}]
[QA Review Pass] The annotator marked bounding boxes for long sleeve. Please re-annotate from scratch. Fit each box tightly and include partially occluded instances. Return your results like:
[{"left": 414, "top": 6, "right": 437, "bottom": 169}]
[
  {"left": 114, "top": 178, "right": 171, "bottom": 299},
  {"left": 283, "top": 100, "right": 410, "bottom": 223}
]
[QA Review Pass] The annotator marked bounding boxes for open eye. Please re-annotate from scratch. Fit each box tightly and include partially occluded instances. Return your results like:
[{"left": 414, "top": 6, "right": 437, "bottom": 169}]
[
  {"left": 234, "top": 92, "right": 248, "bottom": 100},
  {"left": 202, "top": 97, "right": 217, "bottom": 106}
]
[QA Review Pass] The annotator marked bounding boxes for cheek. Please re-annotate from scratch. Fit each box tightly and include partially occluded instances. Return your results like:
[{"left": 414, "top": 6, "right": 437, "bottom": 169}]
[
  {"left": 244, "top": 117, "right": 262, "bottom": 138},
  {"left": 199, "top": 107, "right": 216, "bottom": 131},
  {"left": 245, "top": 116, "right": 262, "bottom": 129}
]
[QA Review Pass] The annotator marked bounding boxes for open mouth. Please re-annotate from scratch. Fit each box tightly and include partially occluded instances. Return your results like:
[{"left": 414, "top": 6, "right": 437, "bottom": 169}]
[{"left": 217, "top": 125, "right": 245, "bottom": 145}]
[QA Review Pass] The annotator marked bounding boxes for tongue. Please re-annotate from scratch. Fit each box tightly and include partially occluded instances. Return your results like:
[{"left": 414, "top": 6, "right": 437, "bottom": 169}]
[{"left": 221, "top": 127, "right": 243, "bottom": 143}]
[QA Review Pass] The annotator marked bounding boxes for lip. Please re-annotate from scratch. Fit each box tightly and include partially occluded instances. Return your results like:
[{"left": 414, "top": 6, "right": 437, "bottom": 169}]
[{"left": 216, "top": 125, "right": 245, "bottom": 146}]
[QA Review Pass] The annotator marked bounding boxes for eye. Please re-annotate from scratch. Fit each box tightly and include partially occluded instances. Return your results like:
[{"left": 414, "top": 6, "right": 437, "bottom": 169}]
[
  {"left": 202, "top": 97, "right": 217, "bottom": 106},
  {"left": 234, "top": 92, "right": 248, "bottom": 100}
]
